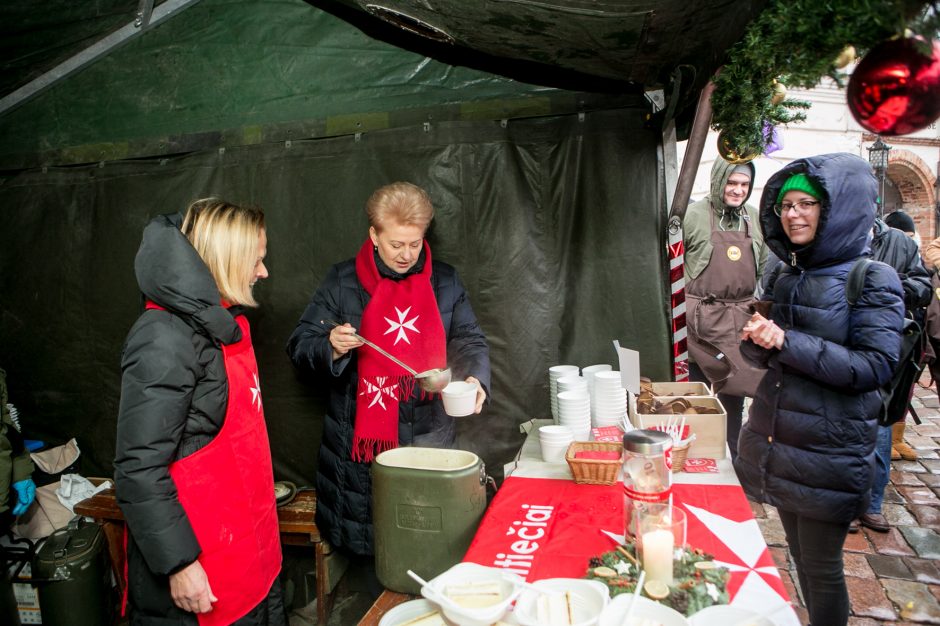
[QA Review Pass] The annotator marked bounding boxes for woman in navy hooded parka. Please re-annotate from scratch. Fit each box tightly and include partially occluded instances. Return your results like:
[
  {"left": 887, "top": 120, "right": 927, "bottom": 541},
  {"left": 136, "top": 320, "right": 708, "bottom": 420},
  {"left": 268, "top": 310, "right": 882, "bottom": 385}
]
[{"left": 735, "top": 153, "right": 904, "bottom": 626}]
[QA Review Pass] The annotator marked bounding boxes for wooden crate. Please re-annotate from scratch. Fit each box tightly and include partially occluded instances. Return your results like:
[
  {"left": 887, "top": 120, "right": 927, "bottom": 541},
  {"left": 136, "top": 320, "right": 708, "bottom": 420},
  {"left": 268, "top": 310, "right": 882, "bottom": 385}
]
[{"left": 630, "top": 396, "right": 727, "bottom": 459}]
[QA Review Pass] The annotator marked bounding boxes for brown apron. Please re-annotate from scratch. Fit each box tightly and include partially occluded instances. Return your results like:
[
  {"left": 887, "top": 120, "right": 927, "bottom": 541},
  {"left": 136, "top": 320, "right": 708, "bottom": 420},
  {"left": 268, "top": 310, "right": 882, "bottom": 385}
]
[{"left": 686, "top": 209, "right": 766, "bottom": 396}]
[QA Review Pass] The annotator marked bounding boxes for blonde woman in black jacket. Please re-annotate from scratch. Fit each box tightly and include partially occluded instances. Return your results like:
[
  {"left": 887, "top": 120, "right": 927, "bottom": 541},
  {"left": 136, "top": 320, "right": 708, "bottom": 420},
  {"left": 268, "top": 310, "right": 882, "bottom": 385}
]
[{"left": 116, "top": 200, "right": 285, "bottom": 626}]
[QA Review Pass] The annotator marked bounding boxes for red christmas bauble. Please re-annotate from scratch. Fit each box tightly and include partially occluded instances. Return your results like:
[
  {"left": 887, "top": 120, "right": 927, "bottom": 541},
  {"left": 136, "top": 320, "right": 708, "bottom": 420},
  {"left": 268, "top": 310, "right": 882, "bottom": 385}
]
[{"left": 847, "top": 37, "right": 940, "bottom": 136}]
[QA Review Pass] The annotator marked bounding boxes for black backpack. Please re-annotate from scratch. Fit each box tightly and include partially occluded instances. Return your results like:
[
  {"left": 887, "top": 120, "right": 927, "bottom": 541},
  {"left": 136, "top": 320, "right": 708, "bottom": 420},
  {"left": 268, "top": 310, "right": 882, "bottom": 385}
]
[{"left": 846, "top": 258, "right": 926, "bottom": 427}]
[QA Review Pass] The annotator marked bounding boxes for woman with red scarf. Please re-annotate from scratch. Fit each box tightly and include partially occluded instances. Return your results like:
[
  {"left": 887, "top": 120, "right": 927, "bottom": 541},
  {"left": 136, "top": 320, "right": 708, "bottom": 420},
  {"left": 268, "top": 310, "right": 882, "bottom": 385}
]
[{"left": 288, "top": 181, "right": 491, "bottom": 557}]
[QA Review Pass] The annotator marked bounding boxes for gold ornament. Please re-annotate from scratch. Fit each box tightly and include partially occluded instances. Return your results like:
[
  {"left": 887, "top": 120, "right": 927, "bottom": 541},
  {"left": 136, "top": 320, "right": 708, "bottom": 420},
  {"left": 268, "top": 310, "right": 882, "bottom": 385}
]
[
  {"left": 717, "top": 131, "right": 759, "bottom": 164},
  {"left": 834, "top": 45, "right": 857, "bottom": 69},
  {"left": 771, "top": 81, "right": 787, "bottom": 105}
]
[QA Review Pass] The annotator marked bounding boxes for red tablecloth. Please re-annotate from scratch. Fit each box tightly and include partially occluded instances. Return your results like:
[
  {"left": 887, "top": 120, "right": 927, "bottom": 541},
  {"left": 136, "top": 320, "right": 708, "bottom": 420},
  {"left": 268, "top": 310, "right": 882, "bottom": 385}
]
[{"left": 463, "top": 476, "right": 792, "bottom": 616}]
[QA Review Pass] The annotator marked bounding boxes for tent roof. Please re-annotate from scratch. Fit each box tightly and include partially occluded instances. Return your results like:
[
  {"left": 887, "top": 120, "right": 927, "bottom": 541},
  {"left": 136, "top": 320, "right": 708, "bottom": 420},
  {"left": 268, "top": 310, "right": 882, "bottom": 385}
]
[
  {"left": 1, "top": 0, "right": 767, "bottom": 109},
  {"left": 325, "top": 0, "right": 767, "bottom": 87},
  {"left": 0, "top": 0, "right": 770, "bottom": 169}
]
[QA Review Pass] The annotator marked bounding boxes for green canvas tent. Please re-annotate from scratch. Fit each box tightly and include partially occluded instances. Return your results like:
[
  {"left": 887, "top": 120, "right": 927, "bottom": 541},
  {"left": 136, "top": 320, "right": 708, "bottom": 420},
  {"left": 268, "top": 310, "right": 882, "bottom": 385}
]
[{"left": 0, "top": 0, "right": 764, "bottom": 485}]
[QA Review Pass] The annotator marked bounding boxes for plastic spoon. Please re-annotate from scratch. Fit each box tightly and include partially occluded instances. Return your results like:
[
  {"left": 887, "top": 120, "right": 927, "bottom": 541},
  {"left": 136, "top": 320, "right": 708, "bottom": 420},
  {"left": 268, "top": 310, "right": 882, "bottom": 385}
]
[
  {"left": 406, "top": 569, "right": 465, "bottom": 613},
  {"left": 321, "top": 319, "right": 452, "bottom": 392},
  {"left": 621, "top": 570, "right": 646, "bottom": 626}
]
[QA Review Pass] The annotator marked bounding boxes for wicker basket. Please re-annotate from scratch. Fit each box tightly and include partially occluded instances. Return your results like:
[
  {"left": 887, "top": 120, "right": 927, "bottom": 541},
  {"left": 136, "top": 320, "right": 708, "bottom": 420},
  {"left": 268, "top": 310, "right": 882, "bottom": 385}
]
[
  {"left": 565, "top": 441, "right": 622, "bottom": 485},
  {"left": 671, "top": 441, "right": 691, "bottom": 473}
]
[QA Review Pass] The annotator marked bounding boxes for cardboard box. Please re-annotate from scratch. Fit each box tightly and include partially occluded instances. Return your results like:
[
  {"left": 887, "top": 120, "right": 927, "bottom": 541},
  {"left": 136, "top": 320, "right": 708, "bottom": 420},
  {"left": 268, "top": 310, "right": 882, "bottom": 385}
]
[
  {"left": 10, "top": 562, "right": 42, "bottom": 624},
  {"left": 646, "top": 381, "right": 712, "bottom": 397},
  {"left": 630, "top": 396, "right": 727, "bottom": 459}
]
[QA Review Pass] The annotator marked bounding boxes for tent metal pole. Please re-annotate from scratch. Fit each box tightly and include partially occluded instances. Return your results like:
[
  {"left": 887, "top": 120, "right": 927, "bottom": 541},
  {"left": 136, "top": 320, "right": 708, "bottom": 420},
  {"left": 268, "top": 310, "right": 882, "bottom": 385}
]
[
  {"left": 0, "top": 0, "right": 203, "bottom": 116},
  {"left": 667, "top": 80, "right": 715, "bottom": 221},
  {"left": 666, "top": 79, "right": 715, "bottom": 381}
]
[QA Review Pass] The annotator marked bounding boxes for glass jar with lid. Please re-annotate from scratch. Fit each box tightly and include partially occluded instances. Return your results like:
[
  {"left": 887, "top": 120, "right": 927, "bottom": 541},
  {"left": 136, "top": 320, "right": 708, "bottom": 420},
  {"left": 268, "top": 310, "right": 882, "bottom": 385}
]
[{"left": 622, "top": 429, "right": 672, "bottom": 539}]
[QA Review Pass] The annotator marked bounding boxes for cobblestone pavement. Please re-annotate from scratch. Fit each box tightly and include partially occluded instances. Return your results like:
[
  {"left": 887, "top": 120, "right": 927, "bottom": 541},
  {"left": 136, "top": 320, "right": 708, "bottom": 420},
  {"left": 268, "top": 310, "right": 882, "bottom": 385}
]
[{"left": 751, "top": 373, "right": 940, "bottom": 625}]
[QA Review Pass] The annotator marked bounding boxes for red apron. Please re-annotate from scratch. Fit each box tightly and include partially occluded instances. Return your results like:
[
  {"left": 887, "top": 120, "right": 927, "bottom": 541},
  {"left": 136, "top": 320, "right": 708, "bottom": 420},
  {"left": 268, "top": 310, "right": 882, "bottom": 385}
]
[{"left": 160, "top": 305, "right": 282, "bottom": 625}]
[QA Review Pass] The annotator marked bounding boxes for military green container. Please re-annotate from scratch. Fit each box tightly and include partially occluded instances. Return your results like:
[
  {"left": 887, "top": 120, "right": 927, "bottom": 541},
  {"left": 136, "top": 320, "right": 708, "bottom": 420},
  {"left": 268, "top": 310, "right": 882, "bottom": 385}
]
[
  {"left": 373, "top": 447, "right": 487, "bottom": 593},
  {"left": 32, "top": 518, "right": 112, "bottom": 626}
]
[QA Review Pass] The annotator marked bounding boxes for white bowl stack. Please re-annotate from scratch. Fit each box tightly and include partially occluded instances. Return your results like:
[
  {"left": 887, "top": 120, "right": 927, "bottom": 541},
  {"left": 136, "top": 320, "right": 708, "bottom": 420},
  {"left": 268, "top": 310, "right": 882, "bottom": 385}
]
[
  {"left": 548, "top": 365, "right": 580, "bottom": 422},
  {"left": 556, "top": 390, "right": 591, "bottom": 440},
  {"left": 538, "top": 425, "right": 574, "bottom": 462},
  {"left": 591, "top": 370, "right": 627, "bottom": 427}
]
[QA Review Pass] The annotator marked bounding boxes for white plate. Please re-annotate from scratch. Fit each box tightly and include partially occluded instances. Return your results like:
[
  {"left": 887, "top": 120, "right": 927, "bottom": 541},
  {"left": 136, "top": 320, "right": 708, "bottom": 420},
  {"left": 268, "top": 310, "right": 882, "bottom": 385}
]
[
  {"left": 689, "top": 605, "right": 774, "bottom": 626},
  {"left": 599, "top": 594, "right": 689, "bottom": 626},
  {"left": 379, "top": 599, "right": 442, "bottom": 626}
]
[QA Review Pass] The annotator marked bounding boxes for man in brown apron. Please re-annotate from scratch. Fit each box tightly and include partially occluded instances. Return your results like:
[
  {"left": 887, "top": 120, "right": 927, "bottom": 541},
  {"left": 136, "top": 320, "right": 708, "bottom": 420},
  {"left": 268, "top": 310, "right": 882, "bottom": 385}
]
[{"left": 683, "top": 160, "right": 767, "bottom": 458}]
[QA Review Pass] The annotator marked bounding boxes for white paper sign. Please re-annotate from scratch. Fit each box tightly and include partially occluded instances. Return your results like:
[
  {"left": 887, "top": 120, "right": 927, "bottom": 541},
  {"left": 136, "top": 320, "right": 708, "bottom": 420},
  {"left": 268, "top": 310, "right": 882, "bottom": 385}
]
[{"left": 613, "top": 340, "right": 641, "bottom": 395}]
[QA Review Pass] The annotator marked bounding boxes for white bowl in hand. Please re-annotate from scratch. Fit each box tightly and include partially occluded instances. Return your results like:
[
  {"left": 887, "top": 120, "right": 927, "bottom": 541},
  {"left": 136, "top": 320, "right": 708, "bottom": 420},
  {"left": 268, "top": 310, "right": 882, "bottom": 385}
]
[{"left": 442, "top": 381, "right": 478, "bottom": 417}]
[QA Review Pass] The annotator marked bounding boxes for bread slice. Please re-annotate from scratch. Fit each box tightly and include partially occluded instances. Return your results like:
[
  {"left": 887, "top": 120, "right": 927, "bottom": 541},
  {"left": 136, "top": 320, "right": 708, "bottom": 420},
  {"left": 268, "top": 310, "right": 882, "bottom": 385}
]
[
  {"left": 399, "top": 610, "right": 447, "bottom": 626},
  {"left": 535, "top": 591, "right": 574, "bottom": 626},
  {"left": 444, "top": 581, "right": 503, "bottom": 608}
]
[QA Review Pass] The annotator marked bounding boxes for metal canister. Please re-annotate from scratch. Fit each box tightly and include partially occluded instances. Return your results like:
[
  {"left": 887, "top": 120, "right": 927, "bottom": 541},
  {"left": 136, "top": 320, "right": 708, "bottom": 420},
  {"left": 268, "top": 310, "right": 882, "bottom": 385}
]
[
  {"left": 622, "top": 429, "right": 673, "bottom": 539},
  {"left": 372, "top": 447, "right": 488, "bottom": 593},
  {"left": 31, "top": 518, "right": 112, "bottom": 626}
]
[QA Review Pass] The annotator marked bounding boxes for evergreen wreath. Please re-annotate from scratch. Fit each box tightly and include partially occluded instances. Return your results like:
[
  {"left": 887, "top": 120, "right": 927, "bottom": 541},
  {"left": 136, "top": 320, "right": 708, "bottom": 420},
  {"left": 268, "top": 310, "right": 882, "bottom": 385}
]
[
  {"left": 584, "top": 541, "right": 731, "bottom": 616},
  {"left": 711, "top": 0, "right": 939, "bottom": 156}
]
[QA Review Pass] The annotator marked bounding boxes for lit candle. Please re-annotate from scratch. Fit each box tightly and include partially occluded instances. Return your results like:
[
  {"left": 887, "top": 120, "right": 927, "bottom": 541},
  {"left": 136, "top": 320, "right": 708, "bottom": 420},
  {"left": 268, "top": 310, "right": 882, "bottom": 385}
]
[{"left": 642, "top": 528, "right": 674, "bottom": 584}]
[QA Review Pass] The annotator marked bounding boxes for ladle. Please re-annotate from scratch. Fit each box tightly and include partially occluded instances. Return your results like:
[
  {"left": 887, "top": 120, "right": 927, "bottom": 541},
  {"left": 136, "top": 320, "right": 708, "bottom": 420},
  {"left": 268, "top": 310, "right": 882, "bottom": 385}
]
[{"left": 321, "top": 319, "right": 452, "bottom": 393}]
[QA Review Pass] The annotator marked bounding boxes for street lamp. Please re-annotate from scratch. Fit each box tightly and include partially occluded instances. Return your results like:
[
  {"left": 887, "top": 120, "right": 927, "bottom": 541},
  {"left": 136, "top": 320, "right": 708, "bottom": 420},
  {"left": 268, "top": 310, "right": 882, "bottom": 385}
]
[{"left": 867, "top": 137, "right": 891, "bottom": 218}]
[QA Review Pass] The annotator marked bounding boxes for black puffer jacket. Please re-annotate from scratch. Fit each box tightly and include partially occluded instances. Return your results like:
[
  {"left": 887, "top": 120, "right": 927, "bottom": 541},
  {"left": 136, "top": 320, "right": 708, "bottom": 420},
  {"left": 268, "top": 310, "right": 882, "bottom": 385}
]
[
  {"left": 734, "top": 154, "right": 905, "bottom": 524},
  {"left": 115, "top": 214, "right": 265, "bottom": 625},
  {"left": 871, "top": 218, "right": 932, "bottom": 316},
  {"left": 287, "top": 250, "right": 490, "bottom": 555}
]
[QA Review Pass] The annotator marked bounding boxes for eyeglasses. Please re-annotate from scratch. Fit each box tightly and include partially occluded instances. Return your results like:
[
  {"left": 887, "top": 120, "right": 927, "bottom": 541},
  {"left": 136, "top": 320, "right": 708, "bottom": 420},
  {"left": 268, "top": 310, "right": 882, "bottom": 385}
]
[{"left": 774, "top": 199, "right": 819, "bottom": 217}]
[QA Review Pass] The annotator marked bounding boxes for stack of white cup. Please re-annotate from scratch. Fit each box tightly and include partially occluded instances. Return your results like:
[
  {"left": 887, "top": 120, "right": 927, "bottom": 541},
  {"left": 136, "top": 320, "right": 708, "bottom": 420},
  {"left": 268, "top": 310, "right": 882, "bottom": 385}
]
[
  {"left": 548, "top": 365, "right": 580, "bottom": 422},
  {"left": 592, "top": 370, "right": 628, "bottom": 427},
  {"left": 582, "top": 363, "right": 613, "bottom": 424},
  {"left": 538, "top": 425, "right": 574, "bottom": 462},
  {"left": 556, "top": 389, "right": 591, "bottom": 440}
]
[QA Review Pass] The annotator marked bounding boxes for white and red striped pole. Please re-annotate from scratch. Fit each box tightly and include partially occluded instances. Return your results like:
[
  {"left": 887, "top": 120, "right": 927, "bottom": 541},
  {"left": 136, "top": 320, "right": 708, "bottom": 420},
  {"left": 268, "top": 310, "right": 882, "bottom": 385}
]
[{"left": 668, "top": 217, "right": 689, "bottom": 381}]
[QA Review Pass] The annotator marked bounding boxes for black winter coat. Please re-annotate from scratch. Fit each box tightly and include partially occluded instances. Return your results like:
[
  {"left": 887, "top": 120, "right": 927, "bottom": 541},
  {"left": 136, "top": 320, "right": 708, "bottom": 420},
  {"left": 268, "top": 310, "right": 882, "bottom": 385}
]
[
  {"left": 287, "top": 250, "right": 490, "bottom": 555},
  {"left": 734, "top": 154, "right": 905, "bottom": 524},
  {"left": 115, "top": 214, "right": 282, "bottom": 625},
  {"left": 871, "top": 218, "right": 932, "bottom": 317}
]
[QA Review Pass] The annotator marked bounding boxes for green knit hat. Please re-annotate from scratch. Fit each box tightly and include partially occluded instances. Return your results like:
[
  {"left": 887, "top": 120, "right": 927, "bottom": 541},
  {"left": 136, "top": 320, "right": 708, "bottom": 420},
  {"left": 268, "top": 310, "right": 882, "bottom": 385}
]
[{"left": 777, "top": 173, "right": 824, "bottom": 203}]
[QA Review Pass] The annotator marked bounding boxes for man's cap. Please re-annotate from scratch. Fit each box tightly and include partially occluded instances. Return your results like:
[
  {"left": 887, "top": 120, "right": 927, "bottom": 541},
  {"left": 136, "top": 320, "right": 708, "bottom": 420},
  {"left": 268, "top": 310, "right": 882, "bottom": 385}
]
[
  {"left": 884, "top": 210, "right": 916, "bottom": 233},
  {"left": 776, "top": 173, "right": 824, "bottom": 203}
]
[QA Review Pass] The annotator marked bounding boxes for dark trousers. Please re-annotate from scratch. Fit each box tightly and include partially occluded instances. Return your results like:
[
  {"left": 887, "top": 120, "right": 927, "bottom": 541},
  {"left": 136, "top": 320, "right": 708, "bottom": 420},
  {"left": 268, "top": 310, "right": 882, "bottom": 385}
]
[
  {"left": 688, "top": 362, "right": 745, "bottom": 458},
  {"left": 778, "top": 509, "right": 851, "bottom": 626}
]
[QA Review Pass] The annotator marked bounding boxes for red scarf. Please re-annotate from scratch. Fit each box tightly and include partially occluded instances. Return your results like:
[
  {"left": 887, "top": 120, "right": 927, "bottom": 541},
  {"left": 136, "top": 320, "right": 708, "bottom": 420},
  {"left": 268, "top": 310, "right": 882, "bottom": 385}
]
[{"left": 352, "top": 239, "right": 446, "bottom": 461}]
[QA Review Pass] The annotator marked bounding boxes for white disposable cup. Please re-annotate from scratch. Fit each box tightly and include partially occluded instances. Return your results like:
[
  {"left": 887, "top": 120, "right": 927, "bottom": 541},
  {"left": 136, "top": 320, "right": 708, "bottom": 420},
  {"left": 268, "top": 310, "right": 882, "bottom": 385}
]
[
  {"left": 549, "top": 365, "right": 580, "bottom": 378},
  {"left": 538, "top": 425, "right": 574, "bottom": 444},
  {"left": 441, "top": 381, "right": 478, "bottom": 416},
  {"left": 540, "top": 441, "right": 570, "bottom": 462}
]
